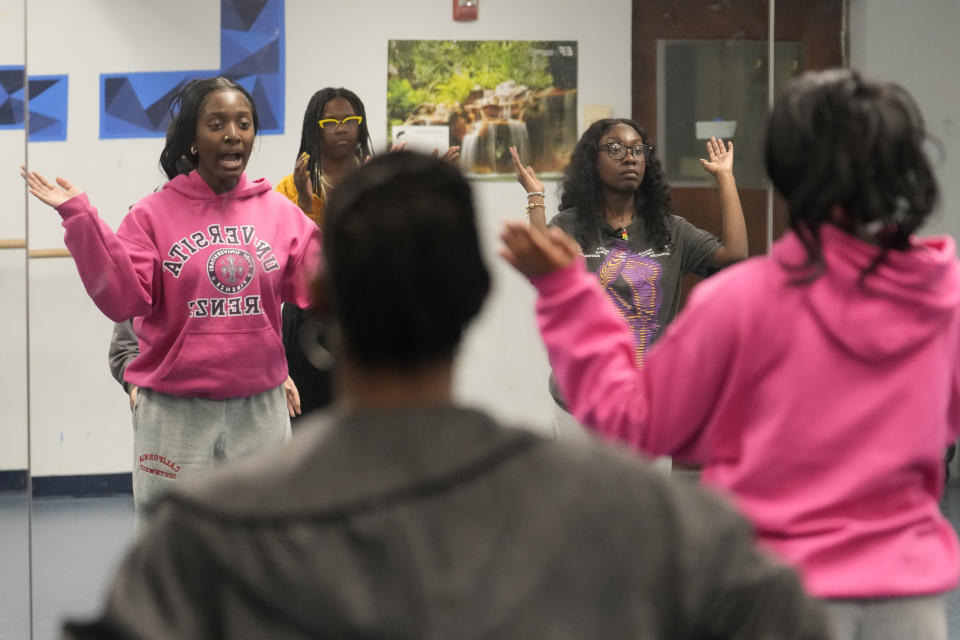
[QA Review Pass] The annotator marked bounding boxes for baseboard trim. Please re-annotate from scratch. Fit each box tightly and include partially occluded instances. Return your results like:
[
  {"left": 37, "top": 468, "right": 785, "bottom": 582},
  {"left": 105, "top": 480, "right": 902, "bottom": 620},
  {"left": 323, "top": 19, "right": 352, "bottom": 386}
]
[
  {"left": 31, "top": 473, "right": 132, "bottom": 497},
  {"left": 0, "top": 470, "right": 28, "bottom": 492}
]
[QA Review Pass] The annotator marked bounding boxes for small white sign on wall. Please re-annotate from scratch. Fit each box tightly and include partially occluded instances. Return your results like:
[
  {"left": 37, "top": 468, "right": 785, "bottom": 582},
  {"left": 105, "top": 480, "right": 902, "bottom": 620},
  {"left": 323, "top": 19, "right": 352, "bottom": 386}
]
[
  {"left": 391, "top": 125, "right": 450, "bottom": 155},
  {"left": 695, "top": 120, "right": 737, "bottom": 139}
]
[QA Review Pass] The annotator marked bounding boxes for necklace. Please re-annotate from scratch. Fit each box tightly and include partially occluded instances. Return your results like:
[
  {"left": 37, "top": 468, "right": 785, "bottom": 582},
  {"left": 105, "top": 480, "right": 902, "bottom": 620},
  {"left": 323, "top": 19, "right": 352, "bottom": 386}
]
[{"left": 319, "top": 172, "right": 336, "bottom": 201}]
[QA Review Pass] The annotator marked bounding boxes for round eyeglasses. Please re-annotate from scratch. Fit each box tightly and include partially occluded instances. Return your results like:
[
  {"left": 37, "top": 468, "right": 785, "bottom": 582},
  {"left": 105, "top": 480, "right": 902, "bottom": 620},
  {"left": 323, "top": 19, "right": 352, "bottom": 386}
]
[
  {"left": 600, "top": 141, "right": 654, "bottom": 161},
  {"left": 318, "top": 116, "right": 363, "bottom": 130}
]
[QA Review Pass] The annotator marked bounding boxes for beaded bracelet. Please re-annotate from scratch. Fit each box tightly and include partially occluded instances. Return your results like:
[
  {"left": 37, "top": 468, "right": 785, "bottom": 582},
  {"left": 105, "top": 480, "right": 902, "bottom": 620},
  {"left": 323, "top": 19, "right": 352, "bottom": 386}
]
[
  {"left": 526, "top": 191, "right": 545, "bottom": 199},
  {"left": 525, "top": 202, "right": 545, "bottom": 212}
]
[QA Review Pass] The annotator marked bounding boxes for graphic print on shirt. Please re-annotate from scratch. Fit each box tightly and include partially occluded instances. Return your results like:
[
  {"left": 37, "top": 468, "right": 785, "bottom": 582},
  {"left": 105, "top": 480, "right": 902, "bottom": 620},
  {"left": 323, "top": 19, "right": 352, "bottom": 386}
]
[
  {"left": 157, "top": 224, "right": 281, "bottom": 319},
  {"left": 590, "top": 243, "right": 663, "bottom": 365},
  {"left": 207, "top": 248, "right": 255, "bottom": 294}
]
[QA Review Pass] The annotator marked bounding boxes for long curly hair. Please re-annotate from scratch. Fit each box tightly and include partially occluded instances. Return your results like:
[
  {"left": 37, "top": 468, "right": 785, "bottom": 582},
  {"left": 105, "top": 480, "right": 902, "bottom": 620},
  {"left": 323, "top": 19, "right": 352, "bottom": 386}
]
[
  {"left": 766, "top": 69, "right": 939, "bottom": 281},
  {"left": 559, "top": 118, "right": 673, "bottom": 250},
  {"left": 296, "top": 88, "right": 374, "bottom": 196}
]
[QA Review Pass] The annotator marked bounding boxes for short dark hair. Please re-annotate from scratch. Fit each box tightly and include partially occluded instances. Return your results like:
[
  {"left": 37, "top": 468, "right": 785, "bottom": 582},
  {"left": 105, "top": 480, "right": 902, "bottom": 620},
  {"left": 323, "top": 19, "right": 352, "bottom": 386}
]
[
  {"left": 320, "top": 152, "right": 490, "bottom": 368},
  {"left": 559, "top": 118, "right": 673, "bottom": 250},
  {"left": 297, "top": 87, "right": 374, "bottom": 195},
  {"left": 159, "top": 77, "right": 259, "bottom": 180},
  {"left": 765, "top": 69, "right": 939, "bottom": 279}
]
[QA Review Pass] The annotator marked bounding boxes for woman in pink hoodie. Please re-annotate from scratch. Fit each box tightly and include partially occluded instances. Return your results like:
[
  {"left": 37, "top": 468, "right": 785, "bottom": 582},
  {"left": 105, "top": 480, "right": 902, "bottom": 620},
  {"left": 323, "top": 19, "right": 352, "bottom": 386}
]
[
  {"left": 502, "top": 69, "right": 958, "bottom": 639},
  {"left": 22, "top": 77, "right": 322, "bottom": 528}
]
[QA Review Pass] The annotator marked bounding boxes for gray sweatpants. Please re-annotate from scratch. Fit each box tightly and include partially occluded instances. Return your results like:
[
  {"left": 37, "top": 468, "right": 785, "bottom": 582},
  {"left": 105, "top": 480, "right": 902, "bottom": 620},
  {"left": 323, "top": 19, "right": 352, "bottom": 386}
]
[
  {"left": 822, "top": 595, "right": 946, "bottom": 640},
  {"left": 132, "top": 385, "right": 291, "bottom": 529}
]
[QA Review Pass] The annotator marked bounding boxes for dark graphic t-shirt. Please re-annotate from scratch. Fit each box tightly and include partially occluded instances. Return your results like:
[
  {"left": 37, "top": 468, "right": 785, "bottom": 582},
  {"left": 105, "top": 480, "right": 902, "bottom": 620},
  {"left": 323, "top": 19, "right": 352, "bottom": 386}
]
[{"left": 547, "top": 207, "right": 721, "bottom": 407}]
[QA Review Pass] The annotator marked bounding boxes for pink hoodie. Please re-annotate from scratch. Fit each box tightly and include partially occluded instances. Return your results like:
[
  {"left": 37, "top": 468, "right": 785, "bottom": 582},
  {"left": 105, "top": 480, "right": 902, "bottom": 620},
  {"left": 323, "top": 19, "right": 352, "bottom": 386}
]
[
  {"left": 57, "top": 171, "right": 321, "bottom": 400},
  {"left": 533, "top": 223, "right": 960, "bottom": 598}
]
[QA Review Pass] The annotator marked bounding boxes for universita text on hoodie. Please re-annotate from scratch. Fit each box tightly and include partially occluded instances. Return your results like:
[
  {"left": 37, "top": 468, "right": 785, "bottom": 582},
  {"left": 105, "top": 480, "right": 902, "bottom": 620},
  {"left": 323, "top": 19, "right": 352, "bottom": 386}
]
[{"left": 56, "top": 171, "right": 321, "bottom": 400}]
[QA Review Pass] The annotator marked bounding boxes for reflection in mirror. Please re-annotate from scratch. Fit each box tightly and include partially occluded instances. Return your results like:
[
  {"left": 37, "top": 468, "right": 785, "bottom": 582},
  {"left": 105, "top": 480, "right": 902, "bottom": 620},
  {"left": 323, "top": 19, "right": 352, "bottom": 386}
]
[
  {"left": 0, "top": 0, "right": 30, "bottom": 637},
  {"left": 25, "top": 0, "right": 947, "bottom": 635},
  {"left": 659, "top": 39, "right": 803, "bottom": 188}
]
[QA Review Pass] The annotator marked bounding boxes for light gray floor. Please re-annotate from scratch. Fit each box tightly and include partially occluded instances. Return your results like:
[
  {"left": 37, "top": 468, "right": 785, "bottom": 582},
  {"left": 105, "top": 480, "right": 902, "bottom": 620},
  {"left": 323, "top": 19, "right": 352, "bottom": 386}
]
[
  {"left": 0, "top": 494, "right": 134, "bottom": 640},
  {"left": 3, "top": 486, "right": 960, "bottom": 639},
  {"left": 0, "top": 494, "right": 31, "bottom": 640}
]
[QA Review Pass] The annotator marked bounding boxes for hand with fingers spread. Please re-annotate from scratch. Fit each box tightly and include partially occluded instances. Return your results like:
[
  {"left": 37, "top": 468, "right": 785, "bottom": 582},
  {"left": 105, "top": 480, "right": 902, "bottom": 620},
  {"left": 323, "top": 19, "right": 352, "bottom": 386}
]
[
  {"left": 20, "top": 166, "right": 84, "bottom": 208},
  {"left": 509, "top": 145, "right": 544, "bottom": 195},
  {"left": 699, "top": 136, "right": 734, "bottom": 177},
  {"left": 293, "top": 152, "right": 314, "bottom": 213},
  {"left": 500, "top": 221, "right": 580, "bottom": 279},
  {"left": 432, "top": 146, "right": 461, "bottom": 164}
]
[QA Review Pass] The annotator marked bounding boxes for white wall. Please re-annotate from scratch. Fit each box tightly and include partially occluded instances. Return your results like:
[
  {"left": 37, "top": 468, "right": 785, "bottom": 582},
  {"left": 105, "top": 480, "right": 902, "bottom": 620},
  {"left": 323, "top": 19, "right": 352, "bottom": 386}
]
[
  {"left": 13, "top": 0, "right": 633, "bottom": 476},
  {"left": 849, "top": 0, "right": 960, "bottom": 240},
  {"left": 9, "top": 0, "right": 960, "bottom": 477},
  {"left": 0, "top": 0, "right": 28, "bottom": 472}
]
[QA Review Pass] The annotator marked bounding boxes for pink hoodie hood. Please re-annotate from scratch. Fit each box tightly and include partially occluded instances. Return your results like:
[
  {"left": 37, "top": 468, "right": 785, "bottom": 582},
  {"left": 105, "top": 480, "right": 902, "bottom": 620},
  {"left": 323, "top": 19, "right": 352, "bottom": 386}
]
[{"left": 775, "top": 224, "right": 960, "bottom": 361}]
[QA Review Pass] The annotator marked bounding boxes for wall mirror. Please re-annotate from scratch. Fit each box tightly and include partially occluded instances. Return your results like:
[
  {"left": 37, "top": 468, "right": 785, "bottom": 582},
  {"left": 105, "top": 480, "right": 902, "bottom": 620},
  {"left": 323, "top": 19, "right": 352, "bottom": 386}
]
[{"left": 17, "top": 2, "right": 946, "bottom": 638}]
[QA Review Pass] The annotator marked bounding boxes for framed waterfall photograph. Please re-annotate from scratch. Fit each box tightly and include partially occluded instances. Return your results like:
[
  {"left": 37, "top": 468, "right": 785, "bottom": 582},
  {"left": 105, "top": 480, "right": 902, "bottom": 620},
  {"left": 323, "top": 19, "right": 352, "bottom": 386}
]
[{"left": 387, "top": 40, "right": 578, "bottom": 180}]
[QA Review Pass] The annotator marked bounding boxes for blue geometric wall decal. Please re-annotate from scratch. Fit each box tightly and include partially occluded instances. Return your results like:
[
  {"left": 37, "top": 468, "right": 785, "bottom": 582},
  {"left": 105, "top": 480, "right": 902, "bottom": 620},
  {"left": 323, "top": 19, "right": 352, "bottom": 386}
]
[
  {"left": 223, "top": 40, "right": 279, "bottom": 81},
  {"left": 101, "top": 72, "right": 196, "bottom": 138},
  {"left": 222, "top": 0, "right": 269, "bottom": 31},
  {"left": 0, "top": 68, "right": 23, "bottom": 93},
  {"left": 250, "top": 76, "right": 278, "bottom": 131},
  {"left": 0, "top": 69, "right": 67, "bottom": 141},
  {"left": 27, "top": 75, "right": 68, "bottom": 141},
  {"left": 0, "top": 66, "right": 26, "bottom": 129},
  {"left": 100, "top": 0, "right": 284, "bottom": 139},
  {"left": 29, "top": 112, "right": 61, "bottom": 136}
]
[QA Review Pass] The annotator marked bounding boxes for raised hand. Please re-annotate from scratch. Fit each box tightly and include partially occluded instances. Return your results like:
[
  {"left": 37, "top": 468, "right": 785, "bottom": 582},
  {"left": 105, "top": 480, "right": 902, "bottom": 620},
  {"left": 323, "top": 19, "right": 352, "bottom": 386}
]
[
  {"left": 20, "top": 166, "right": 84, "bottom": 208},
  {"left": 699, "top": 137, "right": 734, "bottom": 177},
  {"left": 509, "top": 145, "right": 544, "bottom": 194},
  {"left": 500, "top": 221, "right": 579, "bottom": 279},
  {"left": 432, "top": 145, "right": 461, "bottom": 164},
  {"left": 293, "top": 152, "right": 314, "bottom": 212}
]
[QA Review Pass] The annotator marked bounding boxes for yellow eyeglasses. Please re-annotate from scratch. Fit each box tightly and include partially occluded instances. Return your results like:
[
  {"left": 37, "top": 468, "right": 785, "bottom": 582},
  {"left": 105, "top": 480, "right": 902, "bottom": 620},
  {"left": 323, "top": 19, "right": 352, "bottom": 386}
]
[{"left": 318, "top": 116, "right": 363, "bottom": 130}]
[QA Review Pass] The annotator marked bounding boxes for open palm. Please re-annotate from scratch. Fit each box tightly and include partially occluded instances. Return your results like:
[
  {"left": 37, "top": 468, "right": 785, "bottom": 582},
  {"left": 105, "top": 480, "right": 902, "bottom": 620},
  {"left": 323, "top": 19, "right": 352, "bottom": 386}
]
[
  {"left": 20, "top": 168, "right": 84, "bottom": 208},
  {"left": 699, "top": 137, "right": 734, "bottom": 176},
  {"left": 509, "top": 145, "right": 544, "bottom": 194}
]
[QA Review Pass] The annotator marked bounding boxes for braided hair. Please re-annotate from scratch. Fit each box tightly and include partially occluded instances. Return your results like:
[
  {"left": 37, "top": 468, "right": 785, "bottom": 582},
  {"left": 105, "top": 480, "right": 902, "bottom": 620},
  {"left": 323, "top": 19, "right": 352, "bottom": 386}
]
[{"left": 296, "top": 88, "right": 374, "bottom": 195}]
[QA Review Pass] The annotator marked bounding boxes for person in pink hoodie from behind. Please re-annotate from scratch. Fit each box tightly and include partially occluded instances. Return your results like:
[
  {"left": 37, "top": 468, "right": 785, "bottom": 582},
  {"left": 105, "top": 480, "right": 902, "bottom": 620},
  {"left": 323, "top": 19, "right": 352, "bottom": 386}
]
[
  {"left": 501, "top": 69, "right": 959, "bottom": 639},
  {"left": 21, "top": 77, "right": 322, "bottom": 530}
]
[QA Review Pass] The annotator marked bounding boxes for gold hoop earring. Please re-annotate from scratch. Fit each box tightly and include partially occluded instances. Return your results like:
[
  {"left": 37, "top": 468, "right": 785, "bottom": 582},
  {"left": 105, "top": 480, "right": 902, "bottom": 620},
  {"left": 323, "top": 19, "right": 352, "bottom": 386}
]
[{"left": 190, "top": 145, "right": 198, "bottom": 156}]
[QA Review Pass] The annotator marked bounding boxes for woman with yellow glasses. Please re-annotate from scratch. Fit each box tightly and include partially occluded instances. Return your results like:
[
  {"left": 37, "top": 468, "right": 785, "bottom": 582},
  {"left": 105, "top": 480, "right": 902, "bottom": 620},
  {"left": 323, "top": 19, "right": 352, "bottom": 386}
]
[
  {"left": 272, "top": 88, "right": 373, "bottom": 421},
  {"left": 276, "top": 87, "right": 459, "bottom": 422},
  {"left": 276, "top": 87, "right": 374, "bottom": 225}
]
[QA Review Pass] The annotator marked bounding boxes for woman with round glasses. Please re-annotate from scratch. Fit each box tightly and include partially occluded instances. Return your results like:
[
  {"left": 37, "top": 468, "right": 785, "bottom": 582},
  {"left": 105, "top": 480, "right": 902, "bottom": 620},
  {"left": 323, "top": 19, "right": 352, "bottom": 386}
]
[{"left": 510, "top": 117, "right": 747, "bottom": 440}]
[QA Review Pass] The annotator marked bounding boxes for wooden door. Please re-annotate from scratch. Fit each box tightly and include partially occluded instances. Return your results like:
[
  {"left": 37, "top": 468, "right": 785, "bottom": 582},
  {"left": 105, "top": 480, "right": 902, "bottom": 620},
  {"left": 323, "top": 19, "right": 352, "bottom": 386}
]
[{"left": 632, "top": 0, "right": 846, "bottom": 299}]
